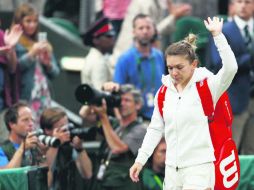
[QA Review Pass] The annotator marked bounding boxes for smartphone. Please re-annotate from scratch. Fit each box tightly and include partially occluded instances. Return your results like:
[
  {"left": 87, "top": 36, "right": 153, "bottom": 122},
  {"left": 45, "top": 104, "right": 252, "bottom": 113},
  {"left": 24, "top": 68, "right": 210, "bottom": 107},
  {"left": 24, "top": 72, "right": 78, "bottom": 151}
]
[{"left": 38, "top": 32, "right": 47, "bottom": 42}]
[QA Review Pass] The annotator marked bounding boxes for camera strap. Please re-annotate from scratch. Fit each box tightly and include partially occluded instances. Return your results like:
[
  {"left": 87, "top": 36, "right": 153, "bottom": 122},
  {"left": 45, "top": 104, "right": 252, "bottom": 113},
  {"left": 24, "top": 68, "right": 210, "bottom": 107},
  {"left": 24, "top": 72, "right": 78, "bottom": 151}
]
[
  {"left": 101, "top": 120, "right": 140, "bottom": 165},
  {"left": 101, "top": 128, "right": 124, "bottom": 167},
  {"left": 97, "top": 120, "right": 140, "bottom": 180},
  {"left": 1, "top": 140, "right": 16, "bottom": 162}
]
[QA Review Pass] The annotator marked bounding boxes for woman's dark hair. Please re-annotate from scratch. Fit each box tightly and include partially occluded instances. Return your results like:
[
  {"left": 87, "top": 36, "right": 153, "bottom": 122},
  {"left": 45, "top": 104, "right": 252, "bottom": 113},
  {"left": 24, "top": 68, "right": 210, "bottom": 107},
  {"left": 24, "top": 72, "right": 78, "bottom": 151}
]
[
  {"left": 165, "top": 33, "right": 198, "bottom": 63},
  {"left": 40, "top": 107, "right": 67, "bottom": 130}
]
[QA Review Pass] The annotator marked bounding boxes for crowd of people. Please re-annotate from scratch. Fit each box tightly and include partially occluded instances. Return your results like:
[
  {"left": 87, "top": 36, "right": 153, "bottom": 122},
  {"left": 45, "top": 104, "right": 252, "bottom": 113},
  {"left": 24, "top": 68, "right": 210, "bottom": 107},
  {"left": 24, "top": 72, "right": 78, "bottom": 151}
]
[{"left": 0, "top": 0, "right": 253, "bottom": 190}]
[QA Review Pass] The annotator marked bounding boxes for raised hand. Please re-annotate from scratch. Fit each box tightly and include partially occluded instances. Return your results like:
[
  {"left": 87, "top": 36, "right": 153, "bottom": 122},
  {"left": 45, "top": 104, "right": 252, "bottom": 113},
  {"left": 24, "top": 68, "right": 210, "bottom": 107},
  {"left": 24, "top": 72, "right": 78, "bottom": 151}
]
[
  {"left": 4, "top": 24, "right": 23, "bottom": 48},
  {"left": 91, "top": 99, "right": 108, "bottom": 118},
  {"left": 53, "top": 126, "right": 71, "bottom": 144},
  {"left": 204, "top": 17, "right": 223, "bottom": 37},
  {"left": 169, "top": 3, "right": 192, "bottom": 19},
  {"left": 102, "top": 81, "right": 120, "bottom": 92},
  {"left": 71, "top": 136, "right": 83, "bottom": 150}
]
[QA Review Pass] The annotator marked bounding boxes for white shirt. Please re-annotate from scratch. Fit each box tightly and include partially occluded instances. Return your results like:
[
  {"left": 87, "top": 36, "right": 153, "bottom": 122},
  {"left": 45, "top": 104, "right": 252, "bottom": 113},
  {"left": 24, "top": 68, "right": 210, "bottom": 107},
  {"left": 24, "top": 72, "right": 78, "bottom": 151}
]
[
  {"left": 81, "top": 48, "right": 112, "bottom": 90},
  {"left": 234, "top": 15, "right": 254, "bottom": 39},
  {"left": 135, "top": 33, "right": 238, "bottom": 168}
]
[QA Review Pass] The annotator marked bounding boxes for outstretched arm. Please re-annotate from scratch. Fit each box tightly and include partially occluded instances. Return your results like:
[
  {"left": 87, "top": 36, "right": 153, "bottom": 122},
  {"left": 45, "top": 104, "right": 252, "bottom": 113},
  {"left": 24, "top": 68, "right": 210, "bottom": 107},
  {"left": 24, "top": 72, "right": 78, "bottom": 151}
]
[
  {"left": 204, "top": 16, "right": 238, "bottom": 103},
  {"left": 92, "top": 100, "right": 129, "bottom": 154},
  {"left": 204, "top": 16, "right": 223, "bottom": 37}
]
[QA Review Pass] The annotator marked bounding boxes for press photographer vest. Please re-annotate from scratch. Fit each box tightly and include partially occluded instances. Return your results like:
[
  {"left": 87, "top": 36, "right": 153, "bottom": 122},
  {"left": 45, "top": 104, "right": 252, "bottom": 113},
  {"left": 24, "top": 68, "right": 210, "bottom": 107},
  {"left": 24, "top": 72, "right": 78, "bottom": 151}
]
[
  {"left": 99, "top": 120, "right": 141, "bottom": 164},
  {"left": 51, "top": 144, "right": 77, "bottom": 190},
  {"left": 1, "top": 140, "right": 37, "bottom": 166},
  {"left": 92, "top": 119, "right": 144, "bottom": 190}
]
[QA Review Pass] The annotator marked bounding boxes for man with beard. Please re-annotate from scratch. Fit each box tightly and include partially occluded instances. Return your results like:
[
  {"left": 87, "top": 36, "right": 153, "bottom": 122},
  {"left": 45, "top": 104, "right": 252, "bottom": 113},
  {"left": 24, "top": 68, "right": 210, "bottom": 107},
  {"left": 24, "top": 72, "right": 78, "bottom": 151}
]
[{"left": 113, "top": 14, "right": 165, "bottom": 121}]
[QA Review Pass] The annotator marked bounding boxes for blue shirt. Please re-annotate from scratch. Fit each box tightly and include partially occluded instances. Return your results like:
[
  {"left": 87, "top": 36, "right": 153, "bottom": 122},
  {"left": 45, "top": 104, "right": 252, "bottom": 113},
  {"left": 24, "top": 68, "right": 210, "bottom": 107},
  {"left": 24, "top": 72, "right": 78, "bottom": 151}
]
[
  {"left": 0, "top": 142, "right": 20, "bottom": 167},
  {"left": 114, "top": 46, "right": 165, "bottom": 119}
]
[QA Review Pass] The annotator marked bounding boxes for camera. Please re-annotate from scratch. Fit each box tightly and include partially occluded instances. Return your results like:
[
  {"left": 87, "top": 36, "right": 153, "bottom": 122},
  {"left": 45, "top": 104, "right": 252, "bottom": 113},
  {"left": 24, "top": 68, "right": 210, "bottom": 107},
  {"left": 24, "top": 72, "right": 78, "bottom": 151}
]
[
  {"left": 62, "top": 123, "right": 89, "bottom": 139},
  {"left": 31, "top": 129, "right": 61, "bottom": 148},
  {"left": 75, "top": 84, "right": 121, "bottom": 107}
]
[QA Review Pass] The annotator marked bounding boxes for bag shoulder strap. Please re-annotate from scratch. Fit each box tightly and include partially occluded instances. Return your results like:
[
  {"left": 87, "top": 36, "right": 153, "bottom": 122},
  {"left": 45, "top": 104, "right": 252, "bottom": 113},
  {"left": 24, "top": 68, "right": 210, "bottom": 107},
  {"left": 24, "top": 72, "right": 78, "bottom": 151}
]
[
  {"left": 1, "top": 140, "right": 16, "bottom": 161},
  {"left": 158, "top": 79, "right": 215, "bottom": 121},
  {"left": 157, "top": 85, "right": 167, "bottom": 118},
  {"left": 196, "top": 78, "right": 215, "bottom": 121}
]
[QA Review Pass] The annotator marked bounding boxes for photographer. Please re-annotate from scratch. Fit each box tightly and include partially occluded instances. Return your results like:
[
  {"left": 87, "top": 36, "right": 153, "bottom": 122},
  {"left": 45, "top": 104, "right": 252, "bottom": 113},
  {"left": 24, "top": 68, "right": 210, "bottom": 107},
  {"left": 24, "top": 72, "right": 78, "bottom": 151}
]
[
  {"left": 40, "top": 107, "right": 92, "bottom": 190},
  {"left": 83, "top": 83, "right": 146, "bottom": 190},
  {"left": 0, "top": 101, "right": 46, "bottom": 169}
]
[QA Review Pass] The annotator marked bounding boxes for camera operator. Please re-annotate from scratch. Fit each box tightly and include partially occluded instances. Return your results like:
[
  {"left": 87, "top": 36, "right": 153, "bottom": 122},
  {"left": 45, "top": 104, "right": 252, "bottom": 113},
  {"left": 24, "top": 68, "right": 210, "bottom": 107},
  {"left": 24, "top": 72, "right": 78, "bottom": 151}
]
[
  {"left": 40, "top": 107, "right": 92, "bottom": 190},
  {"left": 0, "top": 101, "right": 46, "bottom": 169},
  {"left": 84, "top": 83, "right": 147, "bottom": 190}
]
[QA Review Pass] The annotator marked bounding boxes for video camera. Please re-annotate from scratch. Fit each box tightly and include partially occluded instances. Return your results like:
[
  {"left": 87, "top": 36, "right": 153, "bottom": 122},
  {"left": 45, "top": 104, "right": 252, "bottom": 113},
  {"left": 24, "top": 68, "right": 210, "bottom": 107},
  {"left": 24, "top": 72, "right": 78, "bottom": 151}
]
[
  {"left": 75, "top": 84, "right": 121, "bottom": 107},
  {"left": 31, "top": 129, "right": 60, "bottom": 148},
  {"left": 62, "top": 123, "right": 89, "bottom": 140}
]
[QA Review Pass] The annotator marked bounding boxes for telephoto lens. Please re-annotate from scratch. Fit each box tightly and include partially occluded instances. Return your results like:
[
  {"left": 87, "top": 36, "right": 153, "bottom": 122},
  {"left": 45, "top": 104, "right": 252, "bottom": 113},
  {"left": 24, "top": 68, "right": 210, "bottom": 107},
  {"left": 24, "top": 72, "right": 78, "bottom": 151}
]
[
  {"left": 71, "top": 123, "right": 88, "bottom": 139},
  {"left": 38, "top": 135, "right": 61, "bottom": 148},
  {"left": 32, "top": 129, "right": 61, "bottom": 148},
  {"left": 75, "top": 84, "right": 121, "bottom": 107},
  {"left": 61, "top": 123, "right": 89, "bottom": 139}
]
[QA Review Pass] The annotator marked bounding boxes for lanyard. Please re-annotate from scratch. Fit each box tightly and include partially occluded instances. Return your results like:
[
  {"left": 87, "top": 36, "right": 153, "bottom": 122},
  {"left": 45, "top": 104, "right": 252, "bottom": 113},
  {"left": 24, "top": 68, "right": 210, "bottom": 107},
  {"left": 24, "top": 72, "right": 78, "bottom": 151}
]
[
  {"left": 153, "top": 175, "right": 163, "bottom": 190},
  {"left": 135, "top": 55, "right": 156, "bottom": 91},
  {"left": 102, "top": 120, "right": 139, "bottom": 165}
]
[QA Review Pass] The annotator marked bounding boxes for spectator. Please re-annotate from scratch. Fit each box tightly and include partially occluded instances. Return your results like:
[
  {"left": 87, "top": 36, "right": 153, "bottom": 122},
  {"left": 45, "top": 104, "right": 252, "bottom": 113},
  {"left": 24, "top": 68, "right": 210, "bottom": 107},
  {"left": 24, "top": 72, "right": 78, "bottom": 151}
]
[
  {"left": 40, "top": 107, "right": 92, "bottom": 189},
  {"left": 112, "top": 0, "right": 192, "bottom": 57},
  {"left": 79, "top": 17, "right": 116, "bottom": 127},
  {"left": 142, "top": 138, "right": 166, "bottom": 190},
  {"left": 208, "top": 0, "right": 254, "bottom": 154},
  {"left": 114, "top": 14, "right": 165, "bottom": 121},
  {"left": 12, "top": 3, "right": 60, "bottom": 128},
  {"left": 85, "top": 83, "right": 146, "bottom": 190},
  {"left": 0, "top": 24, "right": 23, "bottom": 143},
  {"left": 0, "top": 101, "right": 44, "bottom": 169},
  {"left": 172, "top": 0, "right": 217, "bottom": 19},
  {"left": 129, "top": 17, "right": 237, "bottom": 189},
  {"left": 227, "top": 0, "right": 237, "bottom": 21},
  {"left": 80, "top": 16, "right": 115, "bottom": 90}
]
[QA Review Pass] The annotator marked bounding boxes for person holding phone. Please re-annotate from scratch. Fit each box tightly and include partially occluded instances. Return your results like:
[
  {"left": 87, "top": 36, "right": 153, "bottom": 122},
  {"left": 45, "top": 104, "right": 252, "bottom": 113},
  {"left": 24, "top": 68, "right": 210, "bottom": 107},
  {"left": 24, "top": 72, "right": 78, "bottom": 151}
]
[{"left": 11, "top": 3, "right": 60, "bottom": 128}]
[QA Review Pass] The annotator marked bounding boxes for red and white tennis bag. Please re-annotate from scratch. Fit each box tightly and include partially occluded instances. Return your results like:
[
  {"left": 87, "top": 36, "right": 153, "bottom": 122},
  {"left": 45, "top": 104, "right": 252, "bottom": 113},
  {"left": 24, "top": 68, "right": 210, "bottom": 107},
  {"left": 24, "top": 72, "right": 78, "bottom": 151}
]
[{"left": 157, "top": 78, "right": 240, "bottom": 190}]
